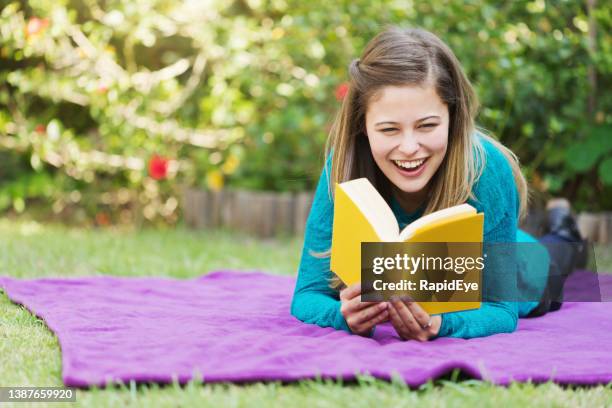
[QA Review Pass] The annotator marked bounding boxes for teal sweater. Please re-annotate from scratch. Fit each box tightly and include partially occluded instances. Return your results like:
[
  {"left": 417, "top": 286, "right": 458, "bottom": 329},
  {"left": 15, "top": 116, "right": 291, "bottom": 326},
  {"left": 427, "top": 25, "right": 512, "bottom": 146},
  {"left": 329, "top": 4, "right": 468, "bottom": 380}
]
[{"left": 290, "top": 135, "right": 545, "bottom": 339}]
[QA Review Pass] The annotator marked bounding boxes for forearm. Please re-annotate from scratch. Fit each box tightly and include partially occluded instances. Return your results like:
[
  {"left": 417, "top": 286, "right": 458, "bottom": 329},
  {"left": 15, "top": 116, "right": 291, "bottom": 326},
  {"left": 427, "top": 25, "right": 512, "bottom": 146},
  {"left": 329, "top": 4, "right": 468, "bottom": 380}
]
[
  {"left": 290, "top": 290, "right": 350, "bottom": 332},
  {"left": 436, "top": 301, "right": 518, "bottom": 339},
  {"left": 291, "top": 244, "right": 351, "bottom": 332}
]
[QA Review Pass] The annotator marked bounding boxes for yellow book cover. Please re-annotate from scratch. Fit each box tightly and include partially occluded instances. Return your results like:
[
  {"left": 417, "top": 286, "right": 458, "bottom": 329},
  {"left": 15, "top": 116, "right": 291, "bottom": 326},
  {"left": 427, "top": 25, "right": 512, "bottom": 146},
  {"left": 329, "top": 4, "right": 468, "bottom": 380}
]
[{"left": 330, "top": 178, "right": 484, "bottom": 314}]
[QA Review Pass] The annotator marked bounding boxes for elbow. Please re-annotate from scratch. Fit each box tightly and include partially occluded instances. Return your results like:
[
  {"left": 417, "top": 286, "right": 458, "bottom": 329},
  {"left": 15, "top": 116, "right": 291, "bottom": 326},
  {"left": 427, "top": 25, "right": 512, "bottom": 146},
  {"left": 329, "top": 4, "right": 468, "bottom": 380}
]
[
  {"left": 498, "top": 307, "right": 519, "bottom": 334},
  {"left": 290, "top": 292, "right": 304, "bottom": 321},
  {"left": 502, "top": 318, "right": 518, "bottom": 334}
]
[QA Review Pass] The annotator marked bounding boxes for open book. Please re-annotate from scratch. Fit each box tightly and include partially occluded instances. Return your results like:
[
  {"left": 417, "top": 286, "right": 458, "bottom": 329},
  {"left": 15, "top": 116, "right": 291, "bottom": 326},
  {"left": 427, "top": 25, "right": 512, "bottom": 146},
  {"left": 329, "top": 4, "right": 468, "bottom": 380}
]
[{"left": 330, "top": 178, "right": 484, "bottom": 314}]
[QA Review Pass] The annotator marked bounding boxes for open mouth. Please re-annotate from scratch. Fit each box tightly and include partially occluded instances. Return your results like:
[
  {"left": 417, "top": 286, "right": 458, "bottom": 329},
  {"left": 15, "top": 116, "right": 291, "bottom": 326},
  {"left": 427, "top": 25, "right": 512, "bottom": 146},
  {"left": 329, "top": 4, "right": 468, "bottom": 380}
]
[{"left": 392, "top": 157, "right": 428, "bottom": 174}]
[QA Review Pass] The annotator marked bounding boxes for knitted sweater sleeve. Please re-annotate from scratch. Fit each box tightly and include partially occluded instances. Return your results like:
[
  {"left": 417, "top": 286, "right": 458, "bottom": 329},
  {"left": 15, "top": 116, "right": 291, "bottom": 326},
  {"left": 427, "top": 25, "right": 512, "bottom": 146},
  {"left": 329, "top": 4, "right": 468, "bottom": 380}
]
[{"left": 290, "top": 156, "right": 351, "bottom": 332}]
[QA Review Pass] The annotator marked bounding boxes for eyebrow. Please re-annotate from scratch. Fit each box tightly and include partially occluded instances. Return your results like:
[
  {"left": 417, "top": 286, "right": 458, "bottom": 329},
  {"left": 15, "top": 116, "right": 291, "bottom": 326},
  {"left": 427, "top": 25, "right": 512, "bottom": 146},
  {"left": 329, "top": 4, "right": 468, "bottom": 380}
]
[{"left": 374, "top": 115, "right": 440, "bottom": 126}]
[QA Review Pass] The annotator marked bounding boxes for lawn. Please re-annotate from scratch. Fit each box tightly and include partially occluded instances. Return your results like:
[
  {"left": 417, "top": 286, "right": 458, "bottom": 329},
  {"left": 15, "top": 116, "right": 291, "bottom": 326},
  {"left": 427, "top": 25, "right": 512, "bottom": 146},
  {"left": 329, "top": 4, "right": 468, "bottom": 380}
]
[{"left": 1, "top": 219, "right": 611, "bottom": 407}]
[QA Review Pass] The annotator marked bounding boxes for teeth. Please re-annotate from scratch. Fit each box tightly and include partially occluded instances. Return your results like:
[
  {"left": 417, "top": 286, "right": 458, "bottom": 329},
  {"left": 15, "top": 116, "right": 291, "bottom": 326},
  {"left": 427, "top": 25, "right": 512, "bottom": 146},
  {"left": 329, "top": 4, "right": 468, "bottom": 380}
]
[{"left": 393, "top": 158, "right": 425, "bottom": 169}]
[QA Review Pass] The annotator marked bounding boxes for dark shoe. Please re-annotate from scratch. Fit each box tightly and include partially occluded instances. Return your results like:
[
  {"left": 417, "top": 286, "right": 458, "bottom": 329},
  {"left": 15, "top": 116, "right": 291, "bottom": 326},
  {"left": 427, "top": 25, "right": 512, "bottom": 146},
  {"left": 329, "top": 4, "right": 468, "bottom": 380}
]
[
  {"left": 545, "top": 199, "right": 582, "bottom": 242},
  {"left": 545, "top": 198, "right": 588, "bottom": 268}
]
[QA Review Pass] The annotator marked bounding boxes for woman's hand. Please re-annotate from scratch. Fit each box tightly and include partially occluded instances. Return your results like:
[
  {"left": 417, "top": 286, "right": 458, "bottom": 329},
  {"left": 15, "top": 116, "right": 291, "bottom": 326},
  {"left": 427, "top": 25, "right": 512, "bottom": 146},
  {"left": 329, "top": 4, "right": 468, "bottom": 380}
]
[
  {"left": 340, "top": 283, "right": 389, "bottom": 336},
  {"left": 388, "top": 297, "right": 442, "bottom": 342}
]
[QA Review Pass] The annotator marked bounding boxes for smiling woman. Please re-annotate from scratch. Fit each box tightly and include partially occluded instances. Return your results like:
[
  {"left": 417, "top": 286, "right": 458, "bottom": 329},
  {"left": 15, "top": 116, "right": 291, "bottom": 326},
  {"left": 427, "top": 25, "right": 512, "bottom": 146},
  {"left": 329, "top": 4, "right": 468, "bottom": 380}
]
[{"left": 290, "top": 26, "right": 584, "bottom": 342}]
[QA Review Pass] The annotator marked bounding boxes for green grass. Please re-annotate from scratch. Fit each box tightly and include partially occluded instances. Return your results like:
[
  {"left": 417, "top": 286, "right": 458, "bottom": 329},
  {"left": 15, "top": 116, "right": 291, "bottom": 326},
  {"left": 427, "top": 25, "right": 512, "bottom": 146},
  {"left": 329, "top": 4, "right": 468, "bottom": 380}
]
[{"left": 1, "top": 219, "right": 611, "bottom": 407}]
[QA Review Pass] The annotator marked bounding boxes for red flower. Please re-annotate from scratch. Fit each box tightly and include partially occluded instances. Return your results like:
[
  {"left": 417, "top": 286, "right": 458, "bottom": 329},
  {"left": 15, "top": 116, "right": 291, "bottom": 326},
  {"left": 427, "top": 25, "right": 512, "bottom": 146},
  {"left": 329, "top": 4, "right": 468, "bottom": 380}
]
[
  {"left": 25, "top": 17, "right": 49, "bottom": 38},
  {"left": 35, "top": 124, "right": 46, "bottom": 134},
  {"left": 95, "top": 212, "right": 110, "bottom": 226},
  {"left": 335, "top": 82, "right": 349, "bottom": 101},
  {"left": 148, "top": 155, "right": 169, "bottom": 180}
]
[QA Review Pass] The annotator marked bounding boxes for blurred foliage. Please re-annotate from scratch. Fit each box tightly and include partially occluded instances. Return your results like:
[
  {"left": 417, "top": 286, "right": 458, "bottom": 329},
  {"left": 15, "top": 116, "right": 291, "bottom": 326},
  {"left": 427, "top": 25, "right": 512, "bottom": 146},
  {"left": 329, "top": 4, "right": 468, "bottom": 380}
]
[{"left": 0, "top": 0, "right": 610, "bottom": 225}]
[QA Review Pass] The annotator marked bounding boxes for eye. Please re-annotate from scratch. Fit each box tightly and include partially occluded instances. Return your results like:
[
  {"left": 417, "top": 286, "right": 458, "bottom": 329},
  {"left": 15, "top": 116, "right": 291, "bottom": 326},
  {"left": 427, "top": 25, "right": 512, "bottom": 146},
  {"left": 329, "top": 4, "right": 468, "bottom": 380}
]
[
  {"left": 380, "top": 128, "right": 398, "bottom": 133},
  {"left": 420, "top": 123, "right": 438, "bottom": 128}
]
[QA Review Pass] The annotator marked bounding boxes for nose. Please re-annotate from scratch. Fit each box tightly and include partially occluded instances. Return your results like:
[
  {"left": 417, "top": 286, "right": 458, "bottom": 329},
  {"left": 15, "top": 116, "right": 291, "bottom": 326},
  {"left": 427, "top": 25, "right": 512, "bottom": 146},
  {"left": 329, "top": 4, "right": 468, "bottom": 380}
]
[{"left": 397, "top": 131, "right": 420, "bottom": 156}]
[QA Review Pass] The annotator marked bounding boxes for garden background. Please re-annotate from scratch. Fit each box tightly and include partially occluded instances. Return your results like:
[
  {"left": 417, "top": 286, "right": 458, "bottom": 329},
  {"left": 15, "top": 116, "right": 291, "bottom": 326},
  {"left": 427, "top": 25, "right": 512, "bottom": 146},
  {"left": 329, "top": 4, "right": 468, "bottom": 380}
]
[
  {"left": 0, "top": 0, "right": 610, "bottom": 227},
  {"left": 1, "top": 0, "right": 612, "bottom": 406}
]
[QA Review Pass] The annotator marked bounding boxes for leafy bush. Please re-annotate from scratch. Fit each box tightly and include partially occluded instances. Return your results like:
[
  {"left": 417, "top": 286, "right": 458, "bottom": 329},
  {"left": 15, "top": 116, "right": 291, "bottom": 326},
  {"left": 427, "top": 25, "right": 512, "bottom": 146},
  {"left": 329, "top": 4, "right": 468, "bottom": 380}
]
[{"left": 0, "top": 0, "right": 610, "bottom": 225}]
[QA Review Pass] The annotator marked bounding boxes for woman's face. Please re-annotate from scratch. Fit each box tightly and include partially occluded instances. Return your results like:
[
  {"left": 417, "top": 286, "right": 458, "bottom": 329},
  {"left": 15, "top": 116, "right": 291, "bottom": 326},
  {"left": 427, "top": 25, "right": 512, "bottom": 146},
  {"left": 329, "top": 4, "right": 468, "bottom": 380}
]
[{"left": 365, "top": 84, "right": 449, "bottom": 204}]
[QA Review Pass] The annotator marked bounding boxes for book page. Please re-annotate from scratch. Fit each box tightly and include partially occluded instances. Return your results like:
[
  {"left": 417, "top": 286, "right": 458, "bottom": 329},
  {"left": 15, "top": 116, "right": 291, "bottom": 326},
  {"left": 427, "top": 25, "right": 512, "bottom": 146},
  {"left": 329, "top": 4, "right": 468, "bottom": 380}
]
[
  {"left": 340, "top": 178, "right": 399, "bottom": 241},
  {"left": 399, "top": 204, "right": 475, "bottom": 241}
]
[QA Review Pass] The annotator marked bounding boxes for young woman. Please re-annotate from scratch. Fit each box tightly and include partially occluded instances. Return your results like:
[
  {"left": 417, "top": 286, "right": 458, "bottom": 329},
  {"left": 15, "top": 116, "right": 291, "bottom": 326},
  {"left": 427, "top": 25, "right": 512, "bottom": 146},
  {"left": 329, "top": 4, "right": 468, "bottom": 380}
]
[{"left": 290, "top": 26, "right": 583, "bottom": 341}]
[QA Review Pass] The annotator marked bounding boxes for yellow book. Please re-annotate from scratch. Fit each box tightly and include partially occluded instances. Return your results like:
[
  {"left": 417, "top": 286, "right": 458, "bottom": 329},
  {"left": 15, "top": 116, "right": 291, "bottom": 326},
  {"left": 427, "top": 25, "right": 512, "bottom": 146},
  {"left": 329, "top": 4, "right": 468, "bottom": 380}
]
[{"left": 330, "top": 178, "right": 484, "bottom": 314}]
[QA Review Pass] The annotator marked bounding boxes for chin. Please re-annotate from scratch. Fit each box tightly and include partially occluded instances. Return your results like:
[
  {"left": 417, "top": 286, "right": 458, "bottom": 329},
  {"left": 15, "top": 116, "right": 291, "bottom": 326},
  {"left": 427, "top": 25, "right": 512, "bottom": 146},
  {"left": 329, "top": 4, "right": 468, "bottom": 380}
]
[
  {"left": 394, "top": 182, "right": 427, "bottom": 194},
  {"left": 386, "top": 174, "right": 429, "bottom": 193}
]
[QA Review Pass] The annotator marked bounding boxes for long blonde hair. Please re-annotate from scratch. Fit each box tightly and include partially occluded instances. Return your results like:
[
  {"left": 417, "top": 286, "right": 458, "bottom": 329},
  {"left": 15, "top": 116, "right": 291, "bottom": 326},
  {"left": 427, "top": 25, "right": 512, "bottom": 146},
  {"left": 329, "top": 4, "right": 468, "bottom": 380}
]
[{"left": 316, "top": 26, "right": 528, "bottom": 289}]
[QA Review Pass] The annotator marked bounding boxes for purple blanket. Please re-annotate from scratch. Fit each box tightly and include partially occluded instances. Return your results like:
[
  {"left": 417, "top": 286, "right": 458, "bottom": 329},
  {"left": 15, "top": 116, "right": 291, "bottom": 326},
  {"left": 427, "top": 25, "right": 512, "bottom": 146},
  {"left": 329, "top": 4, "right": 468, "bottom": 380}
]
[{"left": 1, "top": 270, "right": 611, "bottom": 388}]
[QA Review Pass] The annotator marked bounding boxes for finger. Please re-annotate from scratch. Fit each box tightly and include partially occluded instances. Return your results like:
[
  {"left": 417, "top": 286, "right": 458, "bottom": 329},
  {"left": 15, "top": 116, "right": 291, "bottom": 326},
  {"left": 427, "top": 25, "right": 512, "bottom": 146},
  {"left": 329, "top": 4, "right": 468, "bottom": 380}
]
[
  {"left": 391, "top": 298, "right": 422, "bottom": 333},
  {"left": 355, "top": 309, "right": 389, "bottom": 334},
  {"left": 353, "top": 302, "right": 388, "bottom": 325},
  {"left": 348, "top": 306, "right": 387, "bottom": 333},
  {"left": 388, "top": 302, "right": 409, "bottom": 336},
  {"left": 377, "top": 307, "right": 391, "bottom": 323},
  {"left": 404, "top": 299, "right": 431, "bottom": 330},
  {"left": 340, "top": 283, "right": 361, "bottom": 301},
  {"left": 342, "top": 300, "right": 381, "bottom": 321},
  {"left": 374, "top": 309, "right": 390, "bottom": 324},
  {"left": 348, "top": 297, "right": 384, "bottom": 313}
]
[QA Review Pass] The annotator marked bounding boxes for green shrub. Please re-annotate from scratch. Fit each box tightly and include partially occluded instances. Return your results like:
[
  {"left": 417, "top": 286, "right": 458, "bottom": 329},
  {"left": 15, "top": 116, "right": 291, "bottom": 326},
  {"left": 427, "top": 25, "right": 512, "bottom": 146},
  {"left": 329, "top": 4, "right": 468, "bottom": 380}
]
[{"left": 0, "top": 0, "right": 610, "bottom": 224}]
